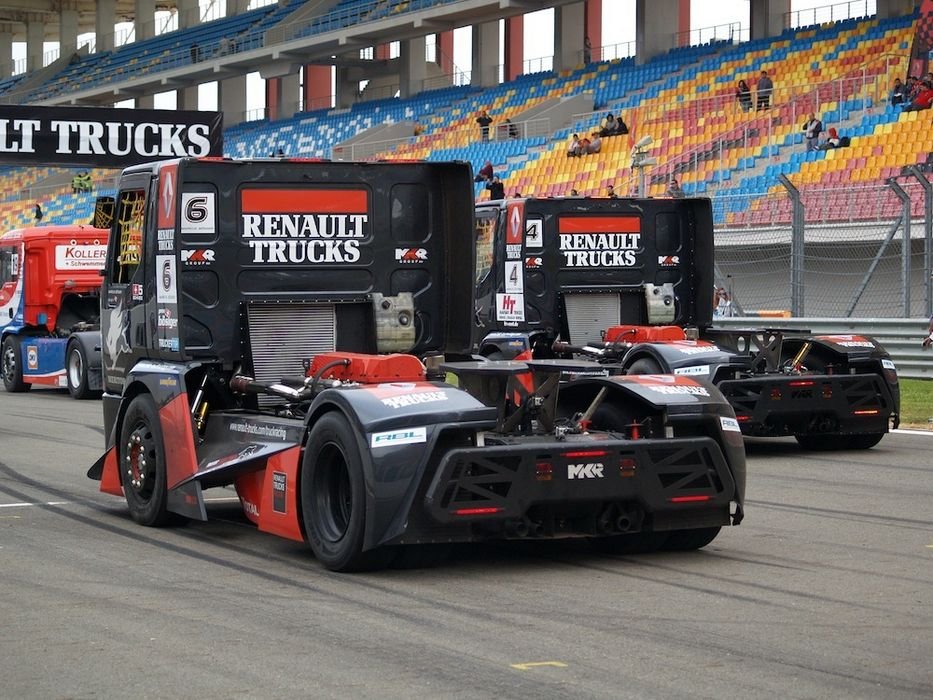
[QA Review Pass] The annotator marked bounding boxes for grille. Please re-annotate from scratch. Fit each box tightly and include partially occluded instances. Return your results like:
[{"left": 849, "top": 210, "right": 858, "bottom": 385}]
[
  {"left": 247, "top": 303, "right": 335, "bottom": 405},
  {"left": 564, "top": 293, "right": 620, "bottom": 345}
]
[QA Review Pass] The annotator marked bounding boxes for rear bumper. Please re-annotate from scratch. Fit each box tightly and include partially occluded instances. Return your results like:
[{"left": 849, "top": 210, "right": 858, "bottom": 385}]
[
  {"left": 717, "top": 372, "right": 896, "bottom": 437},
  {"left": 424, "top": 436, "right": 740, "bottom": 535}
]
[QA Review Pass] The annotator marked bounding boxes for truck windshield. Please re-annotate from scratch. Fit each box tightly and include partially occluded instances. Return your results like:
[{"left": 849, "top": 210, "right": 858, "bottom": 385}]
[
  {"left": 0, "top": 246, "right": 17, "bottom": 285},
  {"left": 475, "top": 211, "right": 496, "bottom": 284}
]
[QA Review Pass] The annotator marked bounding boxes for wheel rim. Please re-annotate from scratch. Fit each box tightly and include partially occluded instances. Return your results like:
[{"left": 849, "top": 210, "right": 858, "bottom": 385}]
[
  {"left": 312, "top": 442, "right": 353, "bottom": 543},
  {"left": 2, "top": 344, "right": 15, "bottom": 383},
  {"left": 68, "top": 348, "right": 83, "bottom": 389},
  {"left": 124, "top": 420, "right": 157, "bottom": 501}
]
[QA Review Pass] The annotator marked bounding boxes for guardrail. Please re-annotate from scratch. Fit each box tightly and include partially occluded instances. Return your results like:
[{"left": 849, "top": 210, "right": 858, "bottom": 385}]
[{"left": 715, "top": 317, "right": 932, "bottom": 379}]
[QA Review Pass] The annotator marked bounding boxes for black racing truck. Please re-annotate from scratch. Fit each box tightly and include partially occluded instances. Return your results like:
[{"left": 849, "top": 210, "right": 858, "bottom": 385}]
[
  {"left": 88, "top": 158, "right": 745, "bottom": 571},
  {"left": 473, "top": 196, "right": 899, "bottom": 450}
]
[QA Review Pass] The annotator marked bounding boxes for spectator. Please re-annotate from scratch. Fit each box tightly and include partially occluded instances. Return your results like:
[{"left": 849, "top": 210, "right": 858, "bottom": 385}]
[
  {"left": 598, "top": 113, "right": 619, "bottom": 137},
  {"left": 486, "top": 176, "right": 505, "bottom": 200},
  {"left": 890, "top": 77, "right": 907, "bottom": 106},
  {"left": 34, "top": 203, "right": 42, "bottom": 223},
  {"left": 567, "top": 133, "right": 582, "bottom": 157},
  {"left": 906, "top": 75, "right": 921, "bottom": 101},
  {"left": 72, "top": 173, "right": 81, "bottom": 194},
  {"left": 615, "top": 114, "right": 629, "bottom": 135},
  {"left": 474, "top": 160, "right": 494, "bottom": 183},
  {"left": 583, "top": 36, "right": 592, "bottom": 65},
  {"left": 513, "top": 191, "right": 522, "bottom": 198},
  {"left": 802, "top": 112, "right": 823, "bottom": 152},
  {"left": 903, "top": 78, "right": 933, "bottom": 112},
  {"left": 569, "top": 188, "right": 581, "bottom": 197},
  {"left": 666, "top": 177, "right": 685, "bottom": 198},
  {"left": 606, "top": 184, "right": 618, "bottom": 199},
  {"left": 756, "top": 70, "right": 773, "bottom": 111},
  {"left": 586, "top": 132, "right": 602, "bottom": 155},
  {"left": 817, "top": 127, "right": 841, "bottom": 150},
  {"left": 713, "top": 287, "right": 734, "bottom": 317},
  {"left": 923, "top": 315, "right": 933, "bottom": 349},
  {"left": 276, "top": 148, "right": 285, "bottom": 157},
  {"left": 578, "top": 134, "right": 591, "bottom": 155},
  {"left": 502, "top": 118, "right": 519, "bottom": 139},
  {"left": 476, "top": 110, "right": 493, "bottom": 141},
  {"left": 736, "top": 80, "right": 753, "bottom": 112}
]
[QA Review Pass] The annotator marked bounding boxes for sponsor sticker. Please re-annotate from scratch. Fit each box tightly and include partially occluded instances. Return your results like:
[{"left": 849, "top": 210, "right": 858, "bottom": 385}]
[
  {"left": 55, "top": 244, "right": 107, "bottom": 270},
  {"left": 567, "top": 462, "right": 604, "bottom": 479},
  {"left": 558, "top": 216, "right": 641, "bottom": 268},
  {"left": 158, "top": 166, "right": 176, "bottom": 229},
  {"left": 525, "top": 256, "right": 542, "bottom": 268},
  {"left": 240, "top": 188, "right": 368, "bottom": 264},
  {"left": 157, "top": 228, "right": 174, "bottom": 252},
  {"left": 157, "top": 337, "right": 180, "bottom": 351},
  {"left": 131, "top": 283, "right": 144, "bottom": 302},
  {"left": 504, "top": 260, "right": 523, "bottom": 294},
  {"left": 157, "top": 307, "right": 178, "bottom": 329},
  {"left": 159, "top": 376, "right": 178, "bottom": 387},
  {"left": 882, "top": 358, "right": 896, "bottom": 371},
  {"left": 272, "top": 471, "right": 287, "bottom": 513},
  {"left": 381, "top": 391, "right": 447, "bottom": 409},
  {"left": 181, "top": 192, "right": 215, "bottom": 234},
  {"left": 646, "top": 385, "right": 710, "bottom": 396},
  {"left": 496, "top": 293, "right": 525, "bottom": 322},
  {"left": 672, "top": 344, "right": 721, "bottom": 355},
  {"left": 156, "top": 254, "right": 177, "bottom": 304},
  {"left": 525, "top": 218, "right": 543, "bottom": 248},
  {"left": 658, "top": 255, "right": 680, "bottom": 267},
  {"left": 395, "top": 247, "right": 427, "bottom": 264},
  {"left": 674, "top": 364, "right": 711, "bottom": 376},
  {"left": 26, "top": 345, "right": 37, "bottom": 370},
  {"left": 720, "top": 416, "right": 741, "bottom": 433},
  {"left": 370, "top": 427, "right": 427, "bottom": 448},
  {"left": 181, "top": 248, "right": 215, "bottom": 266},
  {"left": 229, "top": 422, "right": 288, "bottom": 440}
]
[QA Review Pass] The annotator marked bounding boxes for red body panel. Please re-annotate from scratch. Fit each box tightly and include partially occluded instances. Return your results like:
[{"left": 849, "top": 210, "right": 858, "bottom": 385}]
[
  {"left": 234, "top": 447, "right": 304, "bottom": 543},
  {"left": 161, "top": 393, "right": 200, "bottom": 489},
  {"left": 99, "top": 447, "right": 123, "bottom": 497},
  {"left": 308, "top": 352, "right": 426, "bottom": 383},
  {"left": 604, "top": 325, "right": 687, "bottom": 343}
]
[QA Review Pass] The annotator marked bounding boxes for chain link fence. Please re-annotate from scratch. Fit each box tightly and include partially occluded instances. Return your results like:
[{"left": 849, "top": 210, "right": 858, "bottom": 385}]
[{"left": 713, "top": 174, "right": 933, "bottom": 319}]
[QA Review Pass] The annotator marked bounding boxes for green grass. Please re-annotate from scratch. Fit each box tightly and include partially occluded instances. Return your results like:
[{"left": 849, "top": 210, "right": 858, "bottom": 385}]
[{"left": 899, "top": 378, "right": 933, "bottom": 426}]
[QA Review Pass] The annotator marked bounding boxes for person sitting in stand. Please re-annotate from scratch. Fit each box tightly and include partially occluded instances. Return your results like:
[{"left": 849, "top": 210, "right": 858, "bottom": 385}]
[
  {"left": 586, "top": 132, "right": 602, "bottom": 155},
  {"left": 903, "top": 78, "right": 933, "bottom": 112},
  {"left": 890, "top": 77, "right": 907, "bottom": 106},
  {"left": 598, "top": 113, "right": 619, "bottom": 138},
  {"left": 474, "top": 160, "right": 494, "bottom": 183},
  {"left": 567, "top": 133, "right": 582, "bottom": 157},
  {"left": 606, "top": 184, "right": 619, "bottom": 199},
  {"left": 817, "top": 127, "right": 841, "bottom": 150}
]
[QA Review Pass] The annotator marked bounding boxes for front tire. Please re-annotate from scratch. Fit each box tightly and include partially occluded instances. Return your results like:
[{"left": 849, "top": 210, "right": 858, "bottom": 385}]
[
  {"left": 301, "top": 413, "right": 393, "bottom": 572},
  {"left": 66, "top": 340, "right": 97, "bottom": 399},
  {"left": 1, "top": 336, "right": 30, "bottom": 393},
  {"left": 627, "top": 357, "right": 663, "bottom": 375},
  {"left": 120, "top": 394, "right": 172, "bottom": 526}
]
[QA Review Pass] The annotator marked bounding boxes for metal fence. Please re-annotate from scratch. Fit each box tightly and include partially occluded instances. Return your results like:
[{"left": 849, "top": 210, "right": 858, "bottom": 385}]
[{"left": 713, "top": 171, "right": 933, "bottom": 320}]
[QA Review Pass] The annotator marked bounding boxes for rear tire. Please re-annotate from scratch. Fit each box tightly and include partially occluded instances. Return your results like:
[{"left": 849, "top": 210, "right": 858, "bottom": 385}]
[
  {"left": 120, "top": 394, "right": 172, "bottom": 526},
  {"left": 795, "top": 432, "right": 884, "bottom": 451},
  {"left": 66, "top": 340, "right": 97, "bottom": 399},
  {"left": 627, "top": 357, "right": 663, "bottom": 375},
  {"left": 301, "top": 413, "right": 394, "bottom": 572},
  {"left": 663, "top": 526, "right": 721, "bottom": 551},
  {"left": 1, "top": 336, "right": 30, "bottom": 393}
]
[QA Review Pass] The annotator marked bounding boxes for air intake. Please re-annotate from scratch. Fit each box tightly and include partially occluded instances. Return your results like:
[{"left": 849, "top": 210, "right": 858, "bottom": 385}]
[
  {"left": 564, "top": 293, "right": 620, "bottom": 345},
  {"left": 246, "top": 303, "right": 336, "bottom": 405}
]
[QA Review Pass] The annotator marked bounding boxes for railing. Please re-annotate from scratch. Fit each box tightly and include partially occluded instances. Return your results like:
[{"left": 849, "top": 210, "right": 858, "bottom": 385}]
[
  {"left": 785, "top": 0, "right": 876, "bottom": 29},
  {"left": 674, "top": 22, "right": 745, "bottom": 49},
  {"left": 523, "top": 55, "right": 553, "bottom": 75}
]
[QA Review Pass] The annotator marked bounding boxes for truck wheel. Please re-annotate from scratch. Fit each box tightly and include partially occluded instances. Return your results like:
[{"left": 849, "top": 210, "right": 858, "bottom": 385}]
[
  {"left": 795, "top": 433, "right": 884, "bottom": 450},
  {"left": 663, "top": 526, "right": 721, "bottom": 551},
  {"left": 1, "top": 336, "right": 30, "bottom": 393},
  {"left": 301, "top": 413, "right": 394, "bottom": 572},
  {"left": 120, "top": 394, "right": 172, "bottom": 526},
  {"left": 627, "top": 357, "right": 662, "bottom": 375},
  {"left": 66, "top": 340, "right": 97, "bottom": 399}
]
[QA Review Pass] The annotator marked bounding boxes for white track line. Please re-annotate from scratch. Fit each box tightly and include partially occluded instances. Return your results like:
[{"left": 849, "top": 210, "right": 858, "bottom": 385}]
[
  {"left": 892, "top": 428, "right": 933, "bottom": 435},
  {"left": 0, "top": 501, "right": 69, "bottom": 508}
]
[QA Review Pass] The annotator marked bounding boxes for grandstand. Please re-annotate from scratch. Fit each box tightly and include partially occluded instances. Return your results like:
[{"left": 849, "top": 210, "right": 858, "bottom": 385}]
[{"left": 0, "top": 0, "right": 929, "bottom": 318}]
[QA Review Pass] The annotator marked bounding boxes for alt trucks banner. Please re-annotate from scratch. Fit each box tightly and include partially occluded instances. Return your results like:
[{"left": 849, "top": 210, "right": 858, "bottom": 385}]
[{"left": 0, "top": 105, "right": 223, "bottom": 167}]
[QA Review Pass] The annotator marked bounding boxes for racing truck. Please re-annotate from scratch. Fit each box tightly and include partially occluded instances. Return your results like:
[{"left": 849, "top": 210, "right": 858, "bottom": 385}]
[
  {"left": 88, "top": 158, "right": 745, "bottom": 572},
  {"left": 0, "top": 219, "right": 109, "bottom": 398},
  {"left": 473, "top": 196, "right": 899, "bottom": 450}
]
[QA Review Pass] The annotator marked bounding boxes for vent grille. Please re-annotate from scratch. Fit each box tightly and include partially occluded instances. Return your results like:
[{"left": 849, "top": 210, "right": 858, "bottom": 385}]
[
  {"left": 564, "top": 293, "right": 620, "bottom": 345},
  {"left": 247, "top": 304, "right": 336, "bottom": 405}
]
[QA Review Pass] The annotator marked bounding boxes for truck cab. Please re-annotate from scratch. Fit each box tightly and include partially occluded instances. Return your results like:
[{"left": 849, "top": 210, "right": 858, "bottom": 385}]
[{"left": 0, "top": 224, "right": 108, "bottom": 397}]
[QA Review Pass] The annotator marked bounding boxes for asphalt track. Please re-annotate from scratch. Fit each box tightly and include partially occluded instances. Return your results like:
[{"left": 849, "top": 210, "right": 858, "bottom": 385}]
[{"left": 1, "top": 387, "right": 931, "bottom": 699}]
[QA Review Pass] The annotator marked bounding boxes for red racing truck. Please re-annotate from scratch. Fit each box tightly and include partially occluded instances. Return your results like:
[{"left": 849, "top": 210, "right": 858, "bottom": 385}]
[
  {"left": 473, "top": 197, "right": 899, "bottom": 450},
  {"left": 0, "top": 223, "right": 108, "bottom": 398},
  {"left": 87, "top": 158, "right": 745, "bottom": 571}
]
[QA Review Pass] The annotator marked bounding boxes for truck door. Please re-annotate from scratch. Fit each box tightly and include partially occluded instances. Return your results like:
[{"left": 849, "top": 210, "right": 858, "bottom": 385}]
[
  {"left": 0, "top": 243, "right": 21, "bottom": 327},
  {"left": 100, "top": 173, "right": 154, "bottom": 393},
  {"left": 473, "top": 208, "right": 498, "bottom": 334}
]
